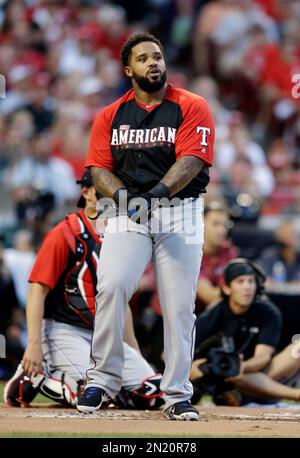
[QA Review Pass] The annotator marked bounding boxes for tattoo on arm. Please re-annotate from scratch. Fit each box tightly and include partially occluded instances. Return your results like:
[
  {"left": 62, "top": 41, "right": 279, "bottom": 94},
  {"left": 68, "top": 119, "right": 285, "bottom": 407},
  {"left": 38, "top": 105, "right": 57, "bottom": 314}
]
[
  {"left": 91, "top": 167, "right": 124, "bottom": 198},
  {"left": 161, "top": 156, "right": 204, "bottom": 196}
]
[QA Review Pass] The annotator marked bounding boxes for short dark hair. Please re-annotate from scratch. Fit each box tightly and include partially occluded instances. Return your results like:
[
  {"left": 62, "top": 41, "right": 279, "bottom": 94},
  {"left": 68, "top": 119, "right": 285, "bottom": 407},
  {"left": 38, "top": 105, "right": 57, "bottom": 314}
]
[
  {"left": 120, "top": 32, "right": 164, "bottom": 67},
  {"left": 204, "top": 201, "right": 228, "bottom": 217},
  {"left": 221, "top": 258, "right": 266, "bottom": 298}
]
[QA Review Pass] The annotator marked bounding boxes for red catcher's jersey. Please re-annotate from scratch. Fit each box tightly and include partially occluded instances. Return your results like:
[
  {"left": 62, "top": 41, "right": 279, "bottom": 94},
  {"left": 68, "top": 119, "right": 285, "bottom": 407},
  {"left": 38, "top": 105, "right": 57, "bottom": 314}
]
[
  {"left": 86, "top": 84, "right": 215, "bottom": 199},
  {"left": 29, "top": 211, "right": 101, "bottom": 329}
]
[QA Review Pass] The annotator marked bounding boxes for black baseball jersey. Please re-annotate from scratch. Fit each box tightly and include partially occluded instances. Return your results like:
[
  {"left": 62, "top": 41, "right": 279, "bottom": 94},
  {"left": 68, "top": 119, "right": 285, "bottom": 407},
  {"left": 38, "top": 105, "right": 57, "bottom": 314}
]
[{"left": 86, "top": 84, "right": 215, "bottom": 199}]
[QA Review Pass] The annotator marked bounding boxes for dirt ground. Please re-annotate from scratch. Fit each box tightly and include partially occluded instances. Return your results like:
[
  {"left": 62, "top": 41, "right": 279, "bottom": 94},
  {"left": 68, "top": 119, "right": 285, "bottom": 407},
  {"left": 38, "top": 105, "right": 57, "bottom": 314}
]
[{"left": 0, "top": 403, "right": 300, "bottom": 437}]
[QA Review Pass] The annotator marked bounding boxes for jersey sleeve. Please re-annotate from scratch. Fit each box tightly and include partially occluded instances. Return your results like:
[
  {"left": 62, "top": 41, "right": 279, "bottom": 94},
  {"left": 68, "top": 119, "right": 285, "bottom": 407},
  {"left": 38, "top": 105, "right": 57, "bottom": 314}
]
[
  {"left": 29, "top": 224, "right": 70, "bottom": 289},
  {"left": 175, "top": 96, "right": 215, "bottom": 165},
  {"left": 256, "top": 302, "right": 282, "bottom": 349},
  {"left": 85, "top": 108, "right": 114, "bottom": 171}
]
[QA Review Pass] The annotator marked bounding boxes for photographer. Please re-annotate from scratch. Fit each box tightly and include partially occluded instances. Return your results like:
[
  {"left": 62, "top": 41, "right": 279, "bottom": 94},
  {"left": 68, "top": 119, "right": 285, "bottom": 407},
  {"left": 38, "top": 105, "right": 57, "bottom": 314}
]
[{"left": 191, "top": 258, "right": 300, "bottom": 405}]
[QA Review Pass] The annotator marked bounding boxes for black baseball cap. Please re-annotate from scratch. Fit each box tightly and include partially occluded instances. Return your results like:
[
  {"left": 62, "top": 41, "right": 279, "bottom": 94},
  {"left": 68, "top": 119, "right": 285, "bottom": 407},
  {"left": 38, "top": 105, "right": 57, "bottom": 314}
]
[
  {"left": 224, "top": 259, "right": 255, "bottom": 285},
  {"left": 76, "top": 170, "right": 93, "bottom": 208}
]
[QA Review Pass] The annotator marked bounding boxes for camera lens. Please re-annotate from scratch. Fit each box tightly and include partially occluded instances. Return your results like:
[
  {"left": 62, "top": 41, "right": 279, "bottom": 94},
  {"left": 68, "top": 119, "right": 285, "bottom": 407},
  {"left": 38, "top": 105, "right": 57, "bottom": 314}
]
[{"left": 219, "top": 356, "right": 231, "bottom": 370}]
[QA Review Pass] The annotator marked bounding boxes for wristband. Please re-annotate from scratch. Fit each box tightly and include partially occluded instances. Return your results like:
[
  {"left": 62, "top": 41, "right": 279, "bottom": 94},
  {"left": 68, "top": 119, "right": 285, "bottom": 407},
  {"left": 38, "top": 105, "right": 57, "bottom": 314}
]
[
  {"left": 113, "top": 187, "right": 128, "bottom": 205},
  {"left": 149, "top": 182, "right": 170, "bottom": 199}
]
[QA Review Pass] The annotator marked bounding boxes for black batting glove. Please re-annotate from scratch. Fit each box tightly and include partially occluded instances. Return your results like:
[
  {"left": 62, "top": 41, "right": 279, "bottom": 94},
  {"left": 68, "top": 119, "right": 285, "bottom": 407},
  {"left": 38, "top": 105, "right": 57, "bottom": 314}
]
[
  {"left": 128, "top": 192, "right": 153, "bottom": 224},
  {"left": 128, "top": 183, "right": 171, "bottom": 224},
  {"left": 113, "top": 187, "right": 136, "bottom": 215}
]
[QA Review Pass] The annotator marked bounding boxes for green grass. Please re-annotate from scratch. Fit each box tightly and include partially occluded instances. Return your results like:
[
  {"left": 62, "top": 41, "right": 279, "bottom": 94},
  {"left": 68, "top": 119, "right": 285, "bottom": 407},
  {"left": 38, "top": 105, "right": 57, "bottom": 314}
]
[{"left": 0, "top": 381, "right": 4, "bottom": 403}]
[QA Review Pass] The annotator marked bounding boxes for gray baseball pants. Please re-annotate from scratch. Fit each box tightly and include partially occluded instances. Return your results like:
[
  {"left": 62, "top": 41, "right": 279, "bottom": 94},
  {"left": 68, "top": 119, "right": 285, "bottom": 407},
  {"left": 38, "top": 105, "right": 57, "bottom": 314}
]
[
  {"left": 42, "top": 319, "right": 155, "bottom": 388},
  {"left": 86, "top": 197, "right": 204, "bottom": 408}
]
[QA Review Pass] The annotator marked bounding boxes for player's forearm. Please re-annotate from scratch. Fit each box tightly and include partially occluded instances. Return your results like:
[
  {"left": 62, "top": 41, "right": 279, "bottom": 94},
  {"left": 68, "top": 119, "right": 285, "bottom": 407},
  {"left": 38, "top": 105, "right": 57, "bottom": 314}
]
[
  {"left": 160, "top": 156, "right": 205, "bottom": 196},
  {"left": 26, "top": 282, "right": 49, "bottom": 345},
  {"left": 91, "top": 166, "right": 125, "bottom": 198}
]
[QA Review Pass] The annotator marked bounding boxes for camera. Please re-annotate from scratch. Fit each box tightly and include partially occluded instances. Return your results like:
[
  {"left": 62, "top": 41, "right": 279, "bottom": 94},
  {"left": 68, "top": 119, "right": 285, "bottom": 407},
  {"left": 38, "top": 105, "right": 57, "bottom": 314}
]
[
  {"left": 191, "top": 335, "right": 241, "bottom": 406},
  {"left": 199, "top": 346, "right": 240, "bottom": 378},
  {"left": 196, "top": 335, "right": 241, "bottom": 378}
]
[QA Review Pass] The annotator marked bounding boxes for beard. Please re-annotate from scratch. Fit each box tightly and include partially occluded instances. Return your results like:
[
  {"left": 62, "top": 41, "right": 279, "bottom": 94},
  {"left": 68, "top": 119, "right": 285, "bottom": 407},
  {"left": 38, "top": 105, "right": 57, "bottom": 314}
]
[{"left": 133, "top": 70, "right": 167, "bottom": 93}]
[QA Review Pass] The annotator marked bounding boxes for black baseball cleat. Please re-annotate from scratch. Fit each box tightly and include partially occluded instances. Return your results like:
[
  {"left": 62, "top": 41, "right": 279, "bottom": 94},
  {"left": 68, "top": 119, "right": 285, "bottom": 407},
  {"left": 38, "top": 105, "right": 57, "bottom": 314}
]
[
  {"left": 164, "top": 401, "right": 200, "bottom": 421},
  {"left": 77, "top": 387, "right": 110, "bottom": 413}
]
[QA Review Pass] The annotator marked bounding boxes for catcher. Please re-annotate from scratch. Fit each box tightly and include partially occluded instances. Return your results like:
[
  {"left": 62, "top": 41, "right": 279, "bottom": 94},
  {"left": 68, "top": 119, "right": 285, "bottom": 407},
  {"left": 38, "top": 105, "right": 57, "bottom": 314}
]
[{"left": 4, "top": 171, "right": 163, "bottom": 410}]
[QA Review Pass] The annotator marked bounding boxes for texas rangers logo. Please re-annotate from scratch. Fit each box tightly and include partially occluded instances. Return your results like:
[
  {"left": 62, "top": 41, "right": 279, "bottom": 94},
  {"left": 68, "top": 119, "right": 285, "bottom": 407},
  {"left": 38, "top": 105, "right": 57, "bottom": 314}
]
[{"left": 196, "top": 126, "right": 211, "bottom": 147}]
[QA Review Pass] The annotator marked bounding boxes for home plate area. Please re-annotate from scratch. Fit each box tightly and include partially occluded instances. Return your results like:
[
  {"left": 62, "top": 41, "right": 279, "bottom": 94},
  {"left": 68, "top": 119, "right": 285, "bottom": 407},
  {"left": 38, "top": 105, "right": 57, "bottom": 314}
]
[{"left": 1, "top": 404, "right": 300, "bottom": 437}]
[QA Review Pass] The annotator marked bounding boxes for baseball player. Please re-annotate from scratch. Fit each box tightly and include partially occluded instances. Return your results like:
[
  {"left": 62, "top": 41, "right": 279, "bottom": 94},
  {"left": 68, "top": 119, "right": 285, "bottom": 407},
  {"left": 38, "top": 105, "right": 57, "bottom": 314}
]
[
  {"left": 4, "top": 171, "right": 163, "bottom": 409},
  {"left": 77, "top": 33, "right": 215, "bottom": 420}
]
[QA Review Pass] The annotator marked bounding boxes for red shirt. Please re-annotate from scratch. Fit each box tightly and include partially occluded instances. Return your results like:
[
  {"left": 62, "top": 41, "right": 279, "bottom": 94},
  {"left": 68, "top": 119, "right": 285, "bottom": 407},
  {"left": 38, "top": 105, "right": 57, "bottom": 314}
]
[
  {"left": 199, "top": 242, "right": 238, "bottom": 286},
  {"left": 196, "top": 242, "right": 238, "bottom": 313}
]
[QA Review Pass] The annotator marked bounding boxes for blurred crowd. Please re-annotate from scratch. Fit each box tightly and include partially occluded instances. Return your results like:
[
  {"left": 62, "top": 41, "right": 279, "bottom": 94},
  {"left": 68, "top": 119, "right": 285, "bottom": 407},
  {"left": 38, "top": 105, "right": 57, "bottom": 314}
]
[{"left": 1, "top": 0, "right": 300, "bottom": 383}]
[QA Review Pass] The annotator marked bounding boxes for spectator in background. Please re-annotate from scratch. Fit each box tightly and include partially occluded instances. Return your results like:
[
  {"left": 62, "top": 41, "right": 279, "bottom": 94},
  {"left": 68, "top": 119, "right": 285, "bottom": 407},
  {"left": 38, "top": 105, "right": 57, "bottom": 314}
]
[
  {"left": 0, "top": 239, "right": 24, "bottom": 379},
  {"left": 263, "top": 138, "right": 300, "bottom": 215},
  {"left": 193, "top": 0, "right": 278, "bottom": 77},
  {"left": 196, "top": 201, "right": 238, "bottom": 313},
  {"left": 78, "top": 76, "right": 105, "bottom": 124},
  {"left": 96, "top": 4, "right": 130, "bottom": 60},
  {"left": 259, "top": 219, "right": 300, "bottom": 286},
  {"left": 216, "top": 119, "right": 275, "bottom": 199},
  {"left": 3, "top": 230, "right": 35, "bottom": 310},
  {"left": 0, "top": 110, "right": 34, "bottom": 174},
  {"left": 95, "top": 51, "right": 123, "bottom": 102},
  {"left": 0, "top": 65, "right": 32, "bottom": 116},
  {"left": 58, "top": 23, "right": 97, "bottom": 77},
  {"left": 25, "top": 73, "right": 55, "bottom": 133},
  {"left": 189, "top": 76, "right": 232, "bottom": 127},
  {"left": 8, "top": 131, "right": 78, "bottom": 206},
  {"left": 52, "top": 120, "right": 89, "bottom": 180}
]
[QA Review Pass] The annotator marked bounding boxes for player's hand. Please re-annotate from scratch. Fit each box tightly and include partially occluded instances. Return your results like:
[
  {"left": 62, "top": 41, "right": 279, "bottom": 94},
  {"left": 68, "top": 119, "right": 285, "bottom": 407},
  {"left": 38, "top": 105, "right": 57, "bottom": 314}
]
[
  {"left": 113, "top": 188, "right": 136, "bottom": 212},
  {"left": 22, "top": 343, "right": 43, "bottom": 377},
  {"left": 128, "top": 193, "right": 158, "bottom": 224}
]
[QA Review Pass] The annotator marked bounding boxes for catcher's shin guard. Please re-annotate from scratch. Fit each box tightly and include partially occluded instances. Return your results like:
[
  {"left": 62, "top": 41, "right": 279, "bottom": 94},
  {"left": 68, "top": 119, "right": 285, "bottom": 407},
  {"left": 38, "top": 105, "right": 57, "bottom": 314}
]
[
  {"left": 35, "top": 369, "right": 82, "bottom": 407},
  {"left": 116, "top": 374, "right": 164, "bottom": 409}
]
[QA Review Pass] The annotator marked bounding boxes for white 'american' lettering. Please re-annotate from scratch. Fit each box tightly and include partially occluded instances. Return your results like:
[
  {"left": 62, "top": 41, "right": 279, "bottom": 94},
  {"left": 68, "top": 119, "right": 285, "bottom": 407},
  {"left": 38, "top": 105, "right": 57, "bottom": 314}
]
[{"left": 111, "top": 127, "right": 177, "bottom": 146}]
